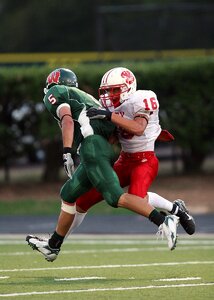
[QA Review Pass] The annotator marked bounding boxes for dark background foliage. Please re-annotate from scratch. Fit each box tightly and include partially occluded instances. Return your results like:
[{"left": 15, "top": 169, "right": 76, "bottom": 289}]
[
  {"left": 0, "top": 58, "right": 214, "bottom": 182},
  {"left": 0, "top": 0, "right": 213, "bottom": 52}
]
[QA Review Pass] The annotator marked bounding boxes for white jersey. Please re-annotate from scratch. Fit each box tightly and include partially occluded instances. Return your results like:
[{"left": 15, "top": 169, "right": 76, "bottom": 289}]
[{"left": 113, "top": 90, "right": 161, "bottom": 153}]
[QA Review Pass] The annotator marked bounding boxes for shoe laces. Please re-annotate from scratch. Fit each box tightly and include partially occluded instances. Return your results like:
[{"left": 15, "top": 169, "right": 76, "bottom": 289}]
[
  {"left": 37, "top": 236, "right": 49, "bottom": 242},
  {"left": 156, "top": 224, "right": 164, "bottom": 240},
  {"left": 175, "top": 199, "right": 189, "bottom": 214}
]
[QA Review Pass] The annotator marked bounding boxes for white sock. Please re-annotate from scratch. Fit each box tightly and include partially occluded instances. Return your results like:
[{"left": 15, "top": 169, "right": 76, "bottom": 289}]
[
  {"left": 65, "top": 211, "right": 87, "bottom": 237},
  {"left": 148, "top": 192, "right": 173, "bottom": 212}
]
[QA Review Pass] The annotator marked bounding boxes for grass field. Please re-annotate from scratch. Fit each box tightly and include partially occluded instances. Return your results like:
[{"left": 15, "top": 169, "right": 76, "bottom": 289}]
[
  {"left": 1, "top": 173, "right": 213, "bottom": 215},
  {"left": 0, "top": 234, "right": 213, "bottom": 299}
]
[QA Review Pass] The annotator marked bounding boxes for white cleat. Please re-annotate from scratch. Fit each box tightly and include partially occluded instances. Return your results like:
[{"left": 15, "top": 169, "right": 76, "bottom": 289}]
[
  {"left": 157, "top": 215, "right": 179, "bottom": 250},
  {"left": 26, "top": 235, "right": 60, "bottom": 262}
]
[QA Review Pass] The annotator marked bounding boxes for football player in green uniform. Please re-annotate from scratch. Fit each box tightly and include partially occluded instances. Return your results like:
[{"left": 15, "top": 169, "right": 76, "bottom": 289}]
[{"left": 26, "top": 68, "right": 179, "bottom": 261}]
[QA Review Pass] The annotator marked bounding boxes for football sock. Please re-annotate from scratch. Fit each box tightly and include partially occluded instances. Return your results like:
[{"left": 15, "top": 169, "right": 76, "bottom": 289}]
[
  {"left": 66, "top": 211, "right": 87, "bottom": 236},
  {"left": 149, "top": 209, "right": 165, "bottom": 226},
  {"left": 48, "top": 231, "right": 64, "bottom": 249},
  {"left": 148, "top": 192, "right": 173, "bottom": 212}
]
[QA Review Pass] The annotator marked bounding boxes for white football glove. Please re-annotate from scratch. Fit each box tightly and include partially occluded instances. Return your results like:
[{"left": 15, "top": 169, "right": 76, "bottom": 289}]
[{"left": 63, "top": 153, "right": 75, "bottom": 178}]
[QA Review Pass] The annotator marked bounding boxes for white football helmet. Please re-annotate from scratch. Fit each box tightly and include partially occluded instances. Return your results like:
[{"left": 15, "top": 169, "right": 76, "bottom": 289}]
[{"left": 99, "top": 67, "right": 137, "bottom": 108}]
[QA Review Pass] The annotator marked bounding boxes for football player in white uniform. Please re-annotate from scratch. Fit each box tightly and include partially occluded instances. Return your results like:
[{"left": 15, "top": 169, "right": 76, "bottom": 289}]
[{"left": 75, "top": 67, "right": 195, "bottom": 236}]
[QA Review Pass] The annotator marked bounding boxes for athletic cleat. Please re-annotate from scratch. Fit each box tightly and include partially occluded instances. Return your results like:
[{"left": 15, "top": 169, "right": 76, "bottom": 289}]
[
  {"left": 174, "top": 199, "right": 196, "bottom": 235},
  {"left": 26, "top": 235, "right": 60, "bottom": 262},
  {"left": 157, "top": 215, "right": 179, "bottom": 250}
]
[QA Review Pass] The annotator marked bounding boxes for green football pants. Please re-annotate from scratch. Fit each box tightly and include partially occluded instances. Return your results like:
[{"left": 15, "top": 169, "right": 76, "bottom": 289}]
[{"left": 60, "top": 135, "right": 124, "bottom": 207}]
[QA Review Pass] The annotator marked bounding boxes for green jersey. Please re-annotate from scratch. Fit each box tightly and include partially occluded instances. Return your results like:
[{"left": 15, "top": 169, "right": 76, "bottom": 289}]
[{"left": 43, "top": 85, "right": 116, "bottom": 154}]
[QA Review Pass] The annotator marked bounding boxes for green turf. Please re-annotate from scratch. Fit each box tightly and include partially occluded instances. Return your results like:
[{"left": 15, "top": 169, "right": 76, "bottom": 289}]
[
  {"left": 0, "top": 199, "right": 133, "bottom": 216},
  {"left": 0, "top": 199, "right": 60, "bottom": 216},
  {"left": 0, "top": 235, "right": 213, "bottom": 299}
]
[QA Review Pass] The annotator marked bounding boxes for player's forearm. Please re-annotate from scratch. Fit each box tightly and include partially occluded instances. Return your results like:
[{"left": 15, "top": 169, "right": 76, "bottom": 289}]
[
  {"left": 111, "top": 112, "right": 145, "bottom": 136},
  {"left": 61, "top": 118, "right": 74, "bottom": 148}
]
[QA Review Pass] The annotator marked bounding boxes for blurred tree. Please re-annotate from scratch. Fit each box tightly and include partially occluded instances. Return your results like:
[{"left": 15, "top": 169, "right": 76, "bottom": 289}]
[
  {"left": 0, "top": 0, "right": 96, "bottom": 52},
  {"left": 0, "top": 0, "right": 213, "bottom": 52},
  {"left": 136, "top": 61, "right": 214, "bottom": 173},
  {"left": 0, "top": 75, "right": 41, "bottom": 182},
  {"left": 0, "top": 68, "right": 63, "bottom": 183}
]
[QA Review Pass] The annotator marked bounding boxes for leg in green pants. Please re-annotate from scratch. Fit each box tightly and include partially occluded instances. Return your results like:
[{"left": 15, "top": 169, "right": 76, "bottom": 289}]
[{"left": 60, "top": 135, "right": 123, "bottom": 207}]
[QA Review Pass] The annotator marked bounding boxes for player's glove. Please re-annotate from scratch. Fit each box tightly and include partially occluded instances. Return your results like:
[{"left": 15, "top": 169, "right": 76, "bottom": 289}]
[
  {"left": 63, "top": 148, "right": 75, "bottom": 178},
  {"left": 86, "top": 107, "right": 112, "bottom": 120}
]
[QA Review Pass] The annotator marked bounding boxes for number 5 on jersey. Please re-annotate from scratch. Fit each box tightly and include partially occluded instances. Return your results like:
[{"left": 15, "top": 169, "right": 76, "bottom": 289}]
[{"left": 48, "top": 94, "right": 57, "bottom": 105}]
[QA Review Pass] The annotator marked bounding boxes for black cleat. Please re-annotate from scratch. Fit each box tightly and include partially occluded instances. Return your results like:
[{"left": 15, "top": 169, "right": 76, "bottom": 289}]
[{"left": 174, "top": 199, "right": 196, "bottom": 235}]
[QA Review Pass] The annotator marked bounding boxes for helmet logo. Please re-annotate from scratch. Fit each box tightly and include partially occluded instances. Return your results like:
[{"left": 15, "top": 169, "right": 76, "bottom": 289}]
[
  {"left": 47, "top": 71, "right": 60, "bottom": 86},
  {"left": 121, "top": 70, "right": 135, "bottom": 85}
]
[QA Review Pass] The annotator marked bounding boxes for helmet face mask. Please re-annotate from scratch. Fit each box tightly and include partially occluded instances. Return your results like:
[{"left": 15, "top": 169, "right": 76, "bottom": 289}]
[
  {"left": 99, "top": 67, "right": 137, "bottom": 108},
  {"left": 99, "top": 84, "right": 130, "bottom": 108},
  {"left": 44, "top": 68, "right": 78, "bottom": 94}
]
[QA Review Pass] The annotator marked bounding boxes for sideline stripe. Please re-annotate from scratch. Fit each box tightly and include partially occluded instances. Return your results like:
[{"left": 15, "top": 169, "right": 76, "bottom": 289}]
[
  {"left": 0, "top": 283, "right": 213, "bottom": 297},
  {"left": 1, "top": 245, "right": 214, "bottom": 256},
  {"left": 1, "top": 239, "right": 214, "bottom": 245},
  {"left": 54, "top": 276, "right": 106, "bottom": 281},
  {"left": 154, "top": 277, "right": 201, "bottom": 282},
  {"left": 0, "top": 261, "right": 213, "bottom": 273}
]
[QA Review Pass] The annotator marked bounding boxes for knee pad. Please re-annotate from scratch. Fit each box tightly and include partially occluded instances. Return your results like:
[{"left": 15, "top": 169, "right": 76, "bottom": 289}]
[{"left": 61, "top": 201, "right": 76, "bottom": 214}]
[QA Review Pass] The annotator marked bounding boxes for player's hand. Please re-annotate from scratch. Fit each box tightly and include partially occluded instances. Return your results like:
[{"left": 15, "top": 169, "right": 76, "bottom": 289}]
[
  {"left": 86, "top": 107, "right": 112, "bottom": 120},
  {"left": 63, "top": 151, "right": 74, "bottom": 178}
]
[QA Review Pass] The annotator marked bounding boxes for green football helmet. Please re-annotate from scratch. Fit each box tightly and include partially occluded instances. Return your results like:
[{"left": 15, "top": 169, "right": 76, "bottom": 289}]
[{"left": 44, "top": 68, "right": 78, "bottom": 94}]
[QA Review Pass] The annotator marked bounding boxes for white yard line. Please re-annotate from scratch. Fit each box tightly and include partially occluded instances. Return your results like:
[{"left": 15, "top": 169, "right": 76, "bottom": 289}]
[
  {"left": 0, "top": 283, "right": 213, "bottom": 297},
  {"left": 154, "top": 277, "right": 201, "bottom": 282},
  {"left": 54, "top": 276, "right": 106, "bottom": 281},
  {"left": 1, "top": 233, "right": 213, "bottom": 240},
  {"left": 0, "top": 245, "right": 214, "bottom": 256},
  {"left": 0, "top": 234, "right": 214, "bottom": 246},
  {"left": 0, "top": 276, "right": 9, "bottom": 279},
  {"left": 0, "top": 238, "right": 214, "bottom": 245},
  {"left": 0, "top": 261, "right": 213, "bottom": 273}
]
